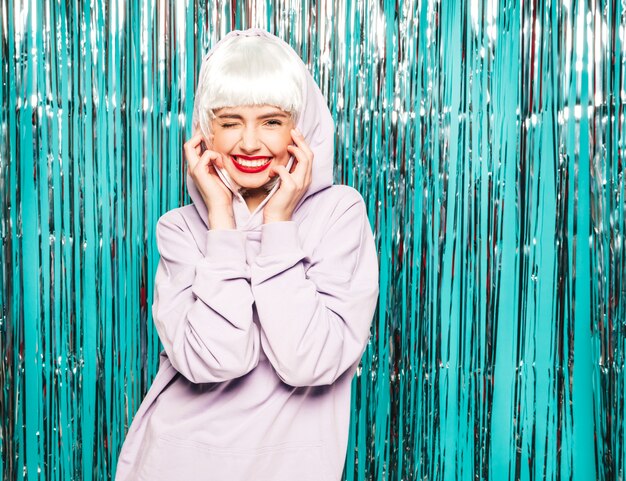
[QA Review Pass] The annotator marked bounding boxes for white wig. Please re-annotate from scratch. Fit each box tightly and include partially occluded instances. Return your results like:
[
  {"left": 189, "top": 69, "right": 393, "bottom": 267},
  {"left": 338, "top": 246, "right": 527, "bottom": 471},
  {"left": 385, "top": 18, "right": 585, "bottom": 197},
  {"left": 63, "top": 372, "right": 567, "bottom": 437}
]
[{"left": 193, "top": 35, "right": 306, "bottom": 138}]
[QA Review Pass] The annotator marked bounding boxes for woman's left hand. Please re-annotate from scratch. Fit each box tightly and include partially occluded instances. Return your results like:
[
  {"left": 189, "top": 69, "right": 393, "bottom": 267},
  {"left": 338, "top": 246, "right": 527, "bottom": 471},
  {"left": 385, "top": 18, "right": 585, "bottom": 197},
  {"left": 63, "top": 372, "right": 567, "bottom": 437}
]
[{"left": 263, "top": 128, "right": 313, "bottom": 223}]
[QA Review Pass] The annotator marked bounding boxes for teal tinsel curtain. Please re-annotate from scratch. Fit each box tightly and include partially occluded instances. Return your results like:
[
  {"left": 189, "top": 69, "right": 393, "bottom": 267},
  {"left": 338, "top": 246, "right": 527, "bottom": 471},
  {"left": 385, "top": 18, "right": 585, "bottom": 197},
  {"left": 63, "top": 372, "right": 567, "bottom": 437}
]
[{"left": 1, "top": 0, "right": 623, "bottom": 480}]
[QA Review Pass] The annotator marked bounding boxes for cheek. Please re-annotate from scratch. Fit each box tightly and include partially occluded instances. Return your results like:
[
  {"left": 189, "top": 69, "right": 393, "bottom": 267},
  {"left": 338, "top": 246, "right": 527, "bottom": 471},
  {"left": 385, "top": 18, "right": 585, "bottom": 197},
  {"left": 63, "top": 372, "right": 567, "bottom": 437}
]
[
  {"left": 273, "top": 145, "right": 292, "bottom": 163},
  {"left": 211, "top": 132, "right": 237, "bottom": 152},
  {"left": 267, "top": 133, "right": 293, "bottom": 156}
]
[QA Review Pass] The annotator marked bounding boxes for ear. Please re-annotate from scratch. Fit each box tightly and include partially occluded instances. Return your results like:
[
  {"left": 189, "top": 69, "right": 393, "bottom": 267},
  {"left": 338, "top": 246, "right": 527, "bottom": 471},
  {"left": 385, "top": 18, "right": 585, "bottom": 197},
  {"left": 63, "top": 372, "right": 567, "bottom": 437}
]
[
  {"left": 193, "top": 120, "right": 214, "bottom": 149},
  {"left": 199, "top": 132, "right": 214, "bottom": 153}
]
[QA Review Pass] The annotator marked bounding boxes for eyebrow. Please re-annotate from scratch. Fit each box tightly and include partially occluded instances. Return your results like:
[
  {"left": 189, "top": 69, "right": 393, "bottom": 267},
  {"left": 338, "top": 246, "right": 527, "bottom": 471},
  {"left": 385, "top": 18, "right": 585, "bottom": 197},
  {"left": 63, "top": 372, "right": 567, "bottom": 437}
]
[{"left": 215, "top": 111, "right": 290, "bottom": 120}]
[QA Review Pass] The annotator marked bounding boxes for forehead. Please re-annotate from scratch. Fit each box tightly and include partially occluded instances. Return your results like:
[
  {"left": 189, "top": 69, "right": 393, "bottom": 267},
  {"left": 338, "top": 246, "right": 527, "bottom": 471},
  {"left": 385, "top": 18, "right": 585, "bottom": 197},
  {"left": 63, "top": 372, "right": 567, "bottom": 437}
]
[{"left": 213, "top": 105, "right": 291, "bottom": 119}]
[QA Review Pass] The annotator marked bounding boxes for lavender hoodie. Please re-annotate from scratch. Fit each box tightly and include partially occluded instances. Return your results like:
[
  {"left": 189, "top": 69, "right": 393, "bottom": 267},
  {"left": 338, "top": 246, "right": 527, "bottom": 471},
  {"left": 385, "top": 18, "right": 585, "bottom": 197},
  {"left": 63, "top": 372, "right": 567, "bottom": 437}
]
[{"left": 115, "top": 29, "right": 379, "bottom": 481}]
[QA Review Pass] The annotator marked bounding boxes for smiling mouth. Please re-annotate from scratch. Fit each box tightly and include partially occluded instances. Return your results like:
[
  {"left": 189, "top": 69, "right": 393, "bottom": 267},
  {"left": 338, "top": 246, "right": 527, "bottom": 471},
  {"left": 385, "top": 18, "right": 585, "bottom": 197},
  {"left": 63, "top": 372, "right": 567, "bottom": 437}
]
[{"left": 231, "top": 155, "right": 272, "bottom": 173}]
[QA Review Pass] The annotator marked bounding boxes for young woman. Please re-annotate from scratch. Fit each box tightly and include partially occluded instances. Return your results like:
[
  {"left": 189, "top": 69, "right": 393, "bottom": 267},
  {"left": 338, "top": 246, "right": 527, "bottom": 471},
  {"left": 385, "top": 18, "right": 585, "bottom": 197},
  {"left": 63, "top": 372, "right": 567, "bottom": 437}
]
[{"left": 116, "top": 29, "right": 379, "bottom": 481}]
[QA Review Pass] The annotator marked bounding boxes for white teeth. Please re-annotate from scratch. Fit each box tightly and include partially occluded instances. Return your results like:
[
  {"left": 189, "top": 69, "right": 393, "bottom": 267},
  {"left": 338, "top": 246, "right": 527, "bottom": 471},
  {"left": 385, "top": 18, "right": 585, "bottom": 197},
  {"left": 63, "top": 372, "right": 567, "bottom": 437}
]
[{"left": 234, "top": 157, "right": 270, "bottom": 168}]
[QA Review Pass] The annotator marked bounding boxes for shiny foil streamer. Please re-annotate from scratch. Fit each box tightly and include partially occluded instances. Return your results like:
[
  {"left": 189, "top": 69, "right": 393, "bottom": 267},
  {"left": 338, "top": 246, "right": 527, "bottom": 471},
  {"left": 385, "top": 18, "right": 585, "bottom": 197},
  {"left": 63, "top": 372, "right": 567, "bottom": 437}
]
[{"left": 0, "top": 1, "right": 623, "bottom": 480}]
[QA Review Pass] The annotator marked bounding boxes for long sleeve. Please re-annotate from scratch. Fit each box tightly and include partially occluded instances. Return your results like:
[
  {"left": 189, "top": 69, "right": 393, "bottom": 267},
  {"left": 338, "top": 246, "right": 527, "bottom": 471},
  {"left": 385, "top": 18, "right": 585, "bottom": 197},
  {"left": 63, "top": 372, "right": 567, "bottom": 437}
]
[
  {"left": 151, "top": 212, "right": 260, "bottom": 384},
  {"left": 250, "top": 194, "right": 379, "bottom": 387}
]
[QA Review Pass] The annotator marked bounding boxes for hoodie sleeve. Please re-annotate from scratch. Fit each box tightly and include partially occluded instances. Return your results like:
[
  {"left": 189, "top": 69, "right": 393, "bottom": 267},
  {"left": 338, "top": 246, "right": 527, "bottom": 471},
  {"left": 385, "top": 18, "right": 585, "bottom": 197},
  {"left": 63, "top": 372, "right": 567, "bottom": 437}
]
[
  {"left": 250, "top": 192, "right": 379, "bottom": 387},
  {"left": 151, "top": 211, "right": 260, "bottom": 384}
]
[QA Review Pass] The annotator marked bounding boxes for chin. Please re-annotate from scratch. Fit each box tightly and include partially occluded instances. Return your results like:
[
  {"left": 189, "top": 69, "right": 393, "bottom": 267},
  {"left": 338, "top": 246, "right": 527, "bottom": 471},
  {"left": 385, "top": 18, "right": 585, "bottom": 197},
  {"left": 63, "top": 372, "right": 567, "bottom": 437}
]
[
  {"left": 237, "top": 176, "right": 280, "bottom": 196},
  {"left": 232, "top": 174, "right": 271, "bottom": 189}
]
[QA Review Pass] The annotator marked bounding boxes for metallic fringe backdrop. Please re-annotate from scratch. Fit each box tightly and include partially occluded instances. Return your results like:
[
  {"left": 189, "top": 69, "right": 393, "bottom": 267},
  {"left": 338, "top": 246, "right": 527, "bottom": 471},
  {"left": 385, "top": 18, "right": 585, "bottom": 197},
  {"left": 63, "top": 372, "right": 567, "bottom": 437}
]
[{"left": 0, "top": 0, "right": 624, "bottom": 480}]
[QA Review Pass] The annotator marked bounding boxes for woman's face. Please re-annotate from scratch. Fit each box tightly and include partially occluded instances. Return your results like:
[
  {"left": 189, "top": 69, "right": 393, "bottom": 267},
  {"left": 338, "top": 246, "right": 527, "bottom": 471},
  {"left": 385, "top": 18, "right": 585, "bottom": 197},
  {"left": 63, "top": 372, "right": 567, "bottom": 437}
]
[{"left": 210, "top": 105, "right": 295, "bottom": 189}]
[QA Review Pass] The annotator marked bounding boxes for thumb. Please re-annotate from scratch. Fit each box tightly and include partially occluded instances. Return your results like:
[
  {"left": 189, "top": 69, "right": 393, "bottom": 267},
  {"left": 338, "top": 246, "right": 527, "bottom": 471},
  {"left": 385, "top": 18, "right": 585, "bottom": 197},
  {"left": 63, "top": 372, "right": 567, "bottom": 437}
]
[
  {"left": 213, "top": 152, "right": 226, "bottom": 169},
  {"left": 269, "top": 165, "right": 290, "bottom": 182}
]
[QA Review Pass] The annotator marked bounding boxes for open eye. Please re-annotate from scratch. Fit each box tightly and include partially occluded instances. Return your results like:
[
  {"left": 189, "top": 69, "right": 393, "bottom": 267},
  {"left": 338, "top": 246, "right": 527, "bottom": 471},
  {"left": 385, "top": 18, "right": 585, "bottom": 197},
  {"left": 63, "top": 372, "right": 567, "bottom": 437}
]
[{"left": 265, "top": 119, "right": 283, "bottom": 127}]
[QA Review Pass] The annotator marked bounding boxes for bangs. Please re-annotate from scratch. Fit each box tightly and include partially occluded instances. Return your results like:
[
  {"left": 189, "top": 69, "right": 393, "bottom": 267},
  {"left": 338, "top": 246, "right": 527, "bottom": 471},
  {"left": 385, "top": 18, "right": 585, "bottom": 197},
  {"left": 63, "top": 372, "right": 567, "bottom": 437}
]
[
  {"left": 209, "top": 46, "right": 303, "bottom": 114},
  {"left": 194, "top": 36, "right": 306, "bottom": 137}
]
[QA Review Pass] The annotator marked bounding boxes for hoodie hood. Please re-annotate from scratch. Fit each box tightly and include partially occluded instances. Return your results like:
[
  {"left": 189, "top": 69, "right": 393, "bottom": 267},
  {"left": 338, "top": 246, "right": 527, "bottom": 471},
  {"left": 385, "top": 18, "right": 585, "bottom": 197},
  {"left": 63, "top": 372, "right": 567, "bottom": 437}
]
[{"left": 188, "top": 28, "right": 334, "bottom": 230}]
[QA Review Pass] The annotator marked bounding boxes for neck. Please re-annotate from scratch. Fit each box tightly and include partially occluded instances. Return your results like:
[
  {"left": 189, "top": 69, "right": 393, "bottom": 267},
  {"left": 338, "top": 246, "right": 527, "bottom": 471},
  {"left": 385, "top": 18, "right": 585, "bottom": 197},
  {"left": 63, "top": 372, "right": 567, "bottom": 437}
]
[
  {"left": 242, "top": 188, "right": 267, "bottom": 213},
  {"left": 239, "top": 176, "right": 280, "bottom": 213}
]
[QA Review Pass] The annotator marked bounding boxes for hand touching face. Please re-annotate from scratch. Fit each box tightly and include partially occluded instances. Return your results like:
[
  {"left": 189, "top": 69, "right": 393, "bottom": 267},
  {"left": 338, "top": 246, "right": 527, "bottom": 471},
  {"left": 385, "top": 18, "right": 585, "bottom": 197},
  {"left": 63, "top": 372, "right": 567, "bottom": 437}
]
[
  {"left": 210, "top": 105, "right": 296, "bottom": 190},
  {"left": 193, "top": 104, "right": 312, "bottom": 222},
  {"left": 184, "top": 131, "right": 235, "bottom": 229},
  {"left": 262, "top": 128, "right": 313, "bottom": 223}
]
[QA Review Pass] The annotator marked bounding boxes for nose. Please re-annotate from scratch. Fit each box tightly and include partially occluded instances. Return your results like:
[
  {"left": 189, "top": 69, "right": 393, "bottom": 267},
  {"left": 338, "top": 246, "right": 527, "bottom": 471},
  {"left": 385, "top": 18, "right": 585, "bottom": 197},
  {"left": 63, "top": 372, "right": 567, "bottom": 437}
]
[{"left": 239, "top": 126, "right": 261, "bottom": 153}]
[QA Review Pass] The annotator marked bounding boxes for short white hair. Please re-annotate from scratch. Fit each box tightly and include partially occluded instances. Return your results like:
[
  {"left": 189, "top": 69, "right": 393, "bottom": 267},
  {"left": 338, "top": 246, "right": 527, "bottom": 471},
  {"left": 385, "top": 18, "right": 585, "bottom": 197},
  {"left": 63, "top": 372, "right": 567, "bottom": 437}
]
[{"left": 194, "top": 35, "right": 306, "bottom": 138}]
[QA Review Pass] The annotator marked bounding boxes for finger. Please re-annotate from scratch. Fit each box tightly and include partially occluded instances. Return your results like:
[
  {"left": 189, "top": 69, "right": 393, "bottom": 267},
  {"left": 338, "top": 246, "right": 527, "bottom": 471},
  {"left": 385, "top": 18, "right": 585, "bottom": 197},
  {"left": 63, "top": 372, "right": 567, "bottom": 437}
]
[
  {"left": 287, "top": 156, "right": 298, "bottom": 174},
  {"left": 287, "top": 145, "right": 311, "bottom": 183},
  {"left": 213, "top": 152, "right": 226, "bottom": 169},
  {"left": 290, "top": 128, "right": 314, "bottom": 159},
  {"left": 184, "top": 136, "right": 204, "bottom": 172},
  {"left": 270, "top": 165, "right": 295, "bottom": 188},
  {"left": 198, "top": 133, "right": 214, "bottom": 152},
  {"left": 190, "top": 152, "right": 233, "bottom": 200},
  {"left": 187, "top": 151, "right": 204, "bottom": 175},
  {"left": 188, "top": 132, "right": 212, "bottom": 158},
  {"left": 187, "top": 132, "right": 205, "bottom": 147},
  {"left": 192, "top": 150, "right": 211, "bottom": 177},
  {"left": 193, "top": 149, "right": 222, "bottom": 178}
]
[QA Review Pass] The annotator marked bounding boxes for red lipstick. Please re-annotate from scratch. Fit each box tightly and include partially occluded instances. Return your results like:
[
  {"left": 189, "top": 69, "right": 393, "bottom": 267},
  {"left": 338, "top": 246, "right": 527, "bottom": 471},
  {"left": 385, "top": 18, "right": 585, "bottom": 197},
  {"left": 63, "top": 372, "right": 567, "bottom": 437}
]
[{"left": 231, "top": 155, "right": 272, "bottom": 173}]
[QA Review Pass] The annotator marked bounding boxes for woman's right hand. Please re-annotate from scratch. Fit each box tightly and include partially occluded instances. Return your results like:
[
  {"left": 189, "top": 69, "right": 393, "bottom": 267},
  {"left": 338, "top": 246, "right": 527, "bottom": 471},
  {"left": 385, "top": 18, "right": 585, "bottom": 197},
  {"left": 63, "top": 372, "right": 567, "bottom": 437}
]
[{"left": 184, "top": 131, "right": 235, "bottom": 229}]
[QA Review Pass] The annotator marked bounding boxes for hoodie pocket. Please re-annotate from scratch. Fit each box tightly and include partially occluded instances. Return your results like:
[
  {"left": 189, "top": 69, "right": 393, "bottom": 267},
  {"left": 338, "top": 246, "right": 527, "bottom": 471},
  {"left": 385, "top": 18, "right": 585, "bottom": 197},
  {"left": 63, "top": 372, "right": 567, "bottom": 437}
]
[{"left": 138, "top": 434, "right": 333, "bottom": 481}]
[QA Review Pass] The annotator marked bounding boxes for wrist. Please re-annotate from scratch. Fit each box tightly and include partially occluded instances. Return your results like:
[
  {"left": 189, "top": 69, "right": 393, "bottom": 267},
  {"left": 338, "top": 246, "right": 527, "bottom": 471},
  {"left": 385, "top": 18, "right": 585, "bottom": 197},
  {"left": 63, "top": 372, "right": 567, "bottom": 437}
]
[
  {"left": 263, "top": 215, "right": 291, "bottom": 224},
  {"left": 208, "top": 210, "right": 236, "bottom": 230},
  {"left": 263, "top": 210, "right": 292, "bottom": 224}
]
